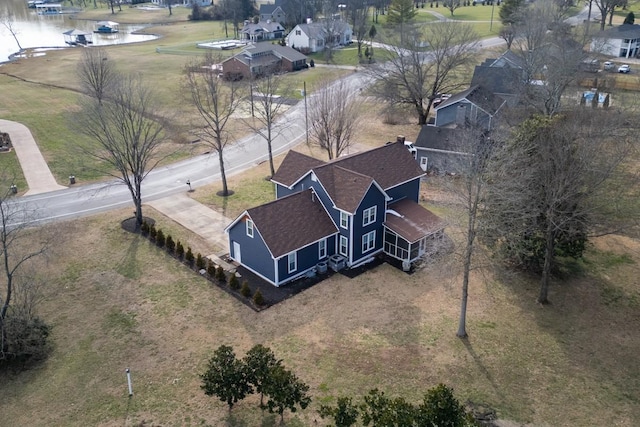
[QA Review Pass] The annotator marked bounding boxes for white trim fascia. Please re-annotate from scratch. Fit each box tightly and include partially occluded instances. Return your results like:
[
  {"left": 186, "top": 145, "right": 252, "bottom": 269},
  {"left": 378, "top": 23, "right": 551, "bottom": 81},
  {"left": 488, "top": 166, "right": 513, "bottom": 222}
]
[
  {"left": 351, "top": 248, "right": 383, "bottom": 268},
  {"left": 224, "top": 210, "right": 249, "bottom": 233},
  {"left": 235, "top": 259, "right": 278, "bottom": 287},
  {"left": 415, "top": 147, "right": 471, "bottom": 156},
  {"left": 384, "top": 176, "right": 425, "bottom": 194},
  {"left": 276, "top": 230, "right": 339, "bottom": 260}
]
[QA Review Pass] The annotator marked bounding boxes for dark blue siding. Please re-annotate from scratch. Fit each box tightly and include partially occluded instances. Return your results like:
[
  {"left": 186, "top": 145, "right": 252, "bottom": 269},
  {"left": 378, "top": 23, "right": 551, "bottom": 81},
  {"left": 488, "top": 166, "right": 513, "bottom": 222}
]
[
  {"left": 386, "top": 178, "right": 420, "bottom": 203},
  {"left": 275, "top": 183, "right": 298, "bottom": 199},
  {"left": 228, "top": 218, "right": 275, "bottom": 283},
  {"left": 276, "top": 235, "right": 336, "bottom": 284},
  {"left": 351, "top": 184, "right": 386, "bottom": 264}
]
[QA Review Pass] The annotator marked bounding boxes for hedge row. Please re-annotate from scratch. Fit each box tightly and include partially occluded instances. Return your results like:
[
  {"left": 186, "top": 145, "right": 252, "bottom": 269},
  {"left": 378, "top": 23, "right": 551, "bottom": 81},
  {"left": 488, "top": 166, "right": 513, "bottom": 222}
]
[{"left": 140, "top": 220, "right": 265, "bottom": 307}]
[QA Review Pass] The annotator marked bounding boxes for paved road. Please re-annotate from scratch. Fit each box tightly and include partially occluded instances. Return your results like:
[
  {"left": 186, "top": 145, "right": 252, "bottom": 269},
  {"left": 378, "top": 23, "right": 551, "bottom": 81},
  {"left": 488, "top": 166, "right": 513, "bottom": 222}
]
[{"left": 8, "top": 70, "right": 373, "bottom": 227}]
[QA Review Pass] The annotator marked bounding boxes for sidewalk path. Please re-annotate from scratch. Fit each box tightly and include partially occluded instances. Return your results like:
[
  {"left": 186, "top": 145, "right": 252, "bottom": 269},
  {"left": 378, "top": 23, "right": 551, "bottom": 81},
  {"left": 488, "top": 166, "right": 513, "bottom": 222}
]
[
  {"left": 0, "top": 119, "right": 67, "bottom": 195},
  {"left": 146, "top": 193, "right": 234, "bottom": 267}
]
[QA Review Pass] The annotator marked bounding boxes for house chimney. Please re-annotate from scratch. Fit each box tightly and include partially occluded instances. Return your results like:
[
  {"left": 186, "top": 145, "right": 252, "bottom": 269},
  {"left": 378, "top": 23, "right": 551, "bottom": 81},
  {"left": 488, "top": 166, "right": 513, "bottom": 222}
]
[{"left": 396, "top": 135, "right": 405, "bottom": 144}]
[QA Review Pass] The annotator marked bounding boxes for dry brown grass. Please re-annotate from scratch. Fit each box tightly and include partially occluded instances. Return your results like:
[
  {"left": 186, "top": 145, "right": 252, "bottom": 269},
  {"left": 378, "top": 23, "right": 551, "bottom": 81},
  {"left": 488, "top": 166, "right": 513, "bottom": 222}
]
[{"left": 0, "top": 181, "right": 639, "bottom": 427}]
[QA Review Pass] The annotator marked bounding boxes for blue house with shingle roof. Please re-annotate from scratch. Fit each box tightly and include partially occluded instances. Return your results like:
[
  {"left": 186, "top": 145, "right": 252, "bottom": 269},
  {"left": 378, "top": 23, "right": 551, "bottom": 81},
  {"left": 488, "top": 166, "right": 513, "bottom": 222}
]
[{"left": 225, "top": 142, "right": 445, "bottom": 287}]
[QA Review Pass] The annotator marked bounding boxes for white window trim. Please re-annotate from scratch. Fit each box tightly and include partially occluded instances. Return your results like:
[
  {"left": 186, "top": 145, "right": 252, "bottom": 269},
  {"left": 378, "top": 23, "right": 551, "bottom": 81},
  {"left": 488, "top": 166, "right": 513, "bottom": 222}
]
[
  {"left": 339, "top": 235, "right": 348, "bottom": 257},
  {"left": 363, "top": 206, "right": 377, "bottom": 227},
  {"left": 246, "top": 219, "right": 254, "bottom": 238},
  {"left": 340, "top": 211, "right": 349, "bottom": 229},
  {"left": 362, "top": 230, "right": 376, "bottom": 253},
  {"left": 319, "top": 238, "right": 327, "bottom": 259},
  {"left": 287, "top": 253, "right": 297, "bottom": 273}
]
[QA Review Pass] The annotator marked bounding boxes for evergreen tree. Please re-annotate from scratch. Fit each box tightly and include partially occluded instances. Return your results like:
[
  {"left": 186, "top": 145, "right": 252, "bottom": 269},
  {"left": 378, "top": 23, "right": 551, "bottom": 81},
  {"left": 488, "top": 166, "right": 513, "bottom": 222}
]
[
  {"left": 243, "top": 344, "right": 282, "bottom": 408},
  {"left": 387, "top": 0, "right": 418, "bottom": 27},
  {"left": 263, "top": 365, "right": 311, "bottom": 423},
  {"left": 624, "top": 11, "right": 635, "bottom": 25},
  {"left": 499, "top": 0, "right": 525, "bottom": 25},
  {"left": 201, "top": 345, "right": 251, "bottom": 410}
]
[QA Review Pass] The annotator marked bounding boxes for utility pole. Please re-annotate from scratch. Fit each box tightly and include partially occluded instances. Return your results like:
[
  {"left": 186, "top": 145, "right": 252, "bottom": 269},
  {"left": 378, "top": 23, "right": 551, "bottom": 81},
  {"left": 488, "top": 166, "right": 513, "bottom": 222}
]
[{"left": 304, "top": 81, "right": 309, "bottom": 146}]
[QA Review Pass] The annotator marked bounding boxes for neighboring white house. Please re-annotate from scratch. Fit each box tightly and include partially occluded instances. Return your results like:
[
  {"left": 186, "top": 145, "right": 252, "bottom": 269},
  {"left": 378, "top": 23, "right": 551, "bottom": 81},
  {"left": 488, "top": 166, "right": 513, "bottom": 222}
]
[
  {"left": 240, "top": 20, "right": 285, "bottom": 42},
  {"left": 151, "top": 0, "right": 212, "bottom": 6},
  {"left": 591, "top": 24, "right": 640, "bottom": 58},
  {"left": 285, "top": 20, "right": 352, "bottom": 53}
]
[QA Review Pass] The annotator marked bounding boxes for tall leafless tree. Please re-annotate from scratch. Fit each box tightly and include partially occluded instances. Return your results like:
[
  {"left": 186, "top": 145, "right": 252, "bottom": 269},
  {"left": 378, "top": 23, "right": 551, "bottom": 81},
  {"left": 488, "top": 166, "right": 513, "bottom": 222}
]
[
  {"left": 77, "top": 74, "right": 166, "bottom": 229},
  {"left": 184, "top": 55, "right": 243, "bottom": 196},
  {"left": 0, "top": 12, "right": 23, "bottom": 52},
  {"left": 442, "top": 126, "right": 497, "bottom": 338},
  {"left": 243, "top": 73, "right": 293, "bottom": 178},
  {"left": 347, "top": 0, "right": 370, "bottom": 59},
  {"left": 308, "top": 79, "right": 363, "bottom": 160},
  {"left": 370, "top": 21, "right": 479, "bottom": 125},
  {"left": 510, "top": 0, "right": 588, "bottom": 116},
  {"left": 0, "top": 185, "right": 51, "bottom": 363},
  {"left": 483, "top": 110, "right": 639, "bottom": 304},
  {"left": 77, "top": 47, "right": 116, "bottom": 105}
]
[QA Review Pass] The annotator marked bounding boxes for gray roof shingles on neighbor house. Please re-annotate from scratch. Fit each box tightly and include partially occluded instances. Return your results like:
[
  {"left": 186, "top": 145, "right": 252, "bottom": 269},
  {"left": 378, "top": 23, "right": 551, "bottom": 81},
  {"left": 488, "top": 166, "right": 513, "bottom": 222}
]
[
  {"left": 247, "top": 189, "right": 338, "bottom": 258},
  {"left": 435, "top": 85, "right": 505, "bottom": 115}
]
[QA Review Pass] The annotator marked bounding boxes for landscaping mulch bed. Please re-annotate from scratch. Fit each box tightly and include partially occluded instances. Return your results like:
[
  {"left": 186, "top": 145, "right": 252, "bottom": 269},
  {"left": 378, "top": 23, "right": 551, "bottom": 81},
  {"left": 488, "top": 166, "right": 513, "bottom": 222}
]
[{"left": 122, "top": 217, "right": 401, "bottom": 311}]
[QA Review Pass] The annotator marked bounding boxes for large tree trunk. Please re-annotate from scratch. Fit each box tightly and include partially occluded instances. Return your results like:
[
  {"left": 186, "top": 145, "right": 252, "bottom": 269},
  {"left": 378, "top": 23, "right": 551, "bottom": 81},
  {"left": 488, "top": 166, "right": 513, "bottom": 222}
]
[
  {"left": 538, "top": 225, "right": 555, "bottom": 304},
  {"left": 219, "top": 148, "right": 229, "bottom": 196},
  {"left": 134, "top": 180, "right": 143, "bottom": 231},
  {"left": 267, "top": 130, "right": 275, "bottom": 178},
  {"left": 457, "top": 213, "right": 476, "bottom": 338}
]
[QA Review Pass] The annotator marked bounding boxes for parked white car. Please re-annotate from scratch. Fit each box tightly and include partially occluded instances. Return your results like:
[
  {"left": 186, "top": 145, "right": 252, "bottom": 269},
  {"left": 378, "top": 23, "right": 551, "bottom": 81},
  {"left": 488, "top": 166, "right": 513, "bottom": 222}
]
[
  {"left": 604, "top": 61, "right": 615, "bottom": 71},
  {"left": 618, "top": 64, "right": 630, "bottom": 73}
]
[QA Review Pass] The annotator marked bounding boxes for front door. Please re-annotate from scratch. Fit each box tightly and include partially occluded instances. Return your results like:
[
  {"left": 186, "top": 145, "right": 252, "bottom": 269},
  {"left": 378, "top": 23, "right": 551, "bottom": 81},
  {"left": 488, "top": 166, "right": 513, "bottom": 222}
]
[
  {"left": 420, "top": 156, "right": 428, "bottom": 171},
  {"left": 233, "top": 241, "right": 241, "bottom": 263}
]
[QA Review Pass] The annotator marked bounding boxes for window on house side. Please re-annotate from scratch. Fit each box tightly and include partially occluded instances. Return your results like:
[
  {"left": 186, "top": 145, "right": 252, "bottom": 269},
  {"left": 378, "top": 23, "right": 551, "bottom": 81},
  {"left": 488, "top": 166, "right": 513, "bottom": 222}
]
[
  {"left": 296, "top": 30, "right": 301, "bottom": 35},
  {"left": 246, "top": 219, "right": 254, "bottom": 238},
  {"left": 319, "top": 239, "right": 327, "bottom": 259},
  {"left": 362, "top": 231, "right": 376, "bottom": 253},
  {"left": 287, "top": 252, "right": 297, "bottom": 273},
  {"left": 363, "top": 206, "right": 377, "bottom": 226},
  {"left": 340, "top": 212, "right": 348, "bottom": 229},
  {"left": 339, "top": 235, "right": 348, "bottom": 257}
]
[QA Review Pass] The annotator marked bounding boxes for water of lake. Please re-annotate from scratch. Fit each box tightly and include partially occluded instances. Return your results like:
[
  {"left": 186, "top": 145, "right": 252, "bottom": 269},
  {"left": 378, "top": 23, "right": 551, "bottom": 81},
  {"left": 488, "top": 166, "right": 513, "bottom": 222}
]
[{"left": 0, "top": 0, "right": 158, "bottom": 63}]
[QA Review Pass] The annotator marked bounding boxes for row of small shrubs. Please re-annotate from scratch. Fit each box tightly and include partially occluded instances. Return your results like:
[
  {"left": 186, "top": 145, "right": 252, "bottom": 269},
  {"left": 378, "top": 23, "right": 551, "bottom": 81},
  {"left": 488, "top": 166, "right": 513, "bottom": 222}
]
[{"left": 140, "top": 220, "right": 265, "bottom": 307}]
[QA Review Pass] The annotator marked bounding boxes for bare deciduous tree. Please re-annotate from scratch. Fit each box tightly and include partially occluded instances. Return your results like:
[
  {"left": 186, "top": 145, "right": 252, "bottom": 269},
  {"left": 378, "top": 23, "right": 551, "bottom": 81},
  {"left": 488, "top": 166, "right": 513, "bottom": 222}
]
[
  {"left": 370, "top": 22, "right": 479, "bottom": 125},
  {"left": 510, "top": 0, "right": 588, "bottom": 116},
  {"left": 0, "top": 12, "right": 23, "bottom": 52},
  {"left": 77, "top": 47, "right": 116, "bottom": 105},
  {"left": 244, "top": 73, "right": 292, "bottom": 178},
  {"left": 77, "top": 74, "right": 165, "bottom": 229},
  {"left": 308, "top": 79, "right": 363, "bottom": 160},
  {"left": 185, "top": 55, "right": 243, "bottom": 196},
  {"left": 443, "top": 126, "right": 496, "bottom": 338},
  {"left": 484, "top": 110, "right": 639, "bottom": 304},
  {"left": 0, "top": 186, "right": 51, "bottom": 363}
]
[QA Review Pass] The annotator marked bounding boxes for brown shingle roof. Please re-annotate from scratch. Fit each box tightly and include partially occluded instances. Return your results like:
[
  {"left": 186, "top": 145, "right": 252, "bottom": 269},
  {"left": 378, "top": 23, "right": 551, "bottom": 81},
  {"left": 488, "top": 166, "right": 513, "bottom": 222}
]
[
  {"left": 321, "top": 142, "right": 424, "bottom": 190},
  {"left": 384, "top": 199, "right": 444, "bottom": 243},
  {"left": 248, "top": 189, "right": 338, "bottom": 258},
  {"left": 271, "top": 151, "right": 325, "bottom": 187},
  {"left": 313, "top": 166, "right": 374, "bottom": 213}
]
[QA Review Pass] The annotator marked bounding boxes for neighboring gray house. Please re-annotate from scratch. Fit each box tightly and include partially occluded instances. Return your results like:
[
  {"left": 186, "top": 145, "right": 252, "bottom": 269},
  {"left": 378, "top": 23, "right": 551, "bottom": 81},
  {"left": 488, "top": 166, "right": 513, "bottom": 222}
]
[
  {"left": 259, "top": 3, "right": 286, "bottom": 23},
  {"left": 413, "top": 127, "right": 467, "bottom": 174},
  {"left": 285, "top": 20, "right": 352, "bottom": 53},
  {"left": 591, "top": 24, "right": 640, "bottom": 58},
  {"left": 240, "top": 21, "right": 285, "bottom": 42},
  {"left": 471, "top": 50, "right": 526, "bottom": 105},
  {"left": 432, "top": 85, "right": 506, "bottom": 129}
]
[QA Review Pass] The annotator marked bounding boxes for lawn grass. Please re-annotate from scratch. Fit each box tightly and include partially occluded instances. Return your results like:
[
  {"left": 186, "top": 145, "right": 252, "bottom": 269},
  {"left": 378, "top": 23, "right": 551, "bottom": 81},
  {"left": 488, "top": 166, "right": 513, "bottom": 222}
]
[{"left": 1, "top": 175, "right": 639, "bottom": 426}]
